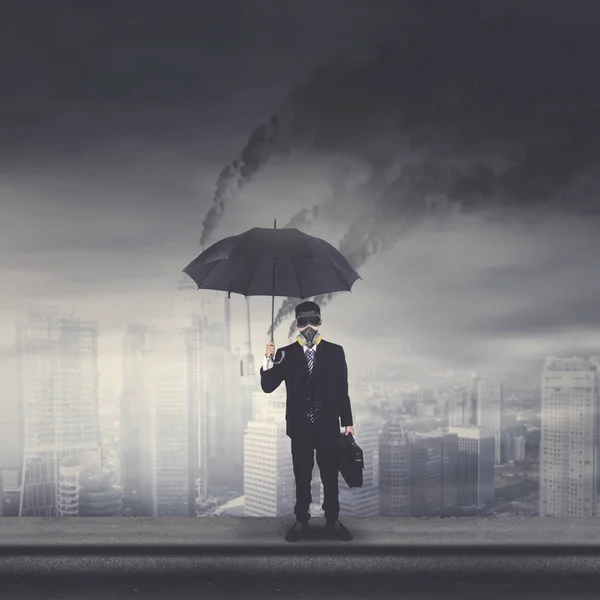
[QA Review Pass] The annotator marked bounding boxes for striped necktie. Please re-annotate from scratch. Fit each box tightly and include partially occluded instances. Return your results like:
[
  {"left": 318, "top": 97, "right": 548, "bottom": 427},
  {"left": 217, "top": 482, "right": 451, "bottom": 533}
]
[
  {"left": 305, "top": 348, "right": 318, "bottom": 423},
  {"left": 306, "top": 347, "right": 315, "bottom": 378}
]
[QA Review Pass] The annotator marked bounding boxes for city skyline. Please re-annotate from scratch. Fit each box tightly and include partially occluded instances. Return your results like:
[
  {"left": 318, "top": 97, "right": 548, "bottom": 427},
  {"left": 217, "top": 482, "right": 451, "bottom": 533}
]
[
  {"left": 1, "top": 0, "right": 599, "bottom": 522},
  {"left": 0, "top": 293, "right": 556, "bottom": 518}
]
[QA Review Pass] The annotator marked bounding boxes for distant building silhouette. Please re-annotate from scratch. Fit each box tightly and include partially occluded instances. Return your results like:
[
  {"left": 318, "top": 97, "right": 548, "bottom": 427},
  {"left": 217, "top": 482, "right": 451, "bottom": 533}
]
[
  {"left": 449, "top": 426, "right": 495, "bottom": 509},
  {"left": 379, "top": 415, "right": 410, "bottom": 516},
  {"left": 145, "top": 330, "right": 192, "bottom": 517},
  {"left": 410, "top": 431, "right": 458, "bottom": 516},
  {"left": 120, "top": 323, "right": 154, "bottom": 516},
  {"left": 474, "top": 377, "right": 504, "bottom": 464},
  {"left": 18, "top": 307, "right": 100, "bottom": 516}
]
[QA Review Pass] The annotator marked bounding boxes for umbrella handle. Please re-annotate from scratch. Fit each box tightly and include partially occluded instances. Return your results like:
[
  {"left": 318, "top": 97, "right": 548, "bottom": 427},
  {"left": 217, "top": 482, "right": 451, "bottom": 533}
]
[{"left": 272, "top": 350, "right": 286, "bottom": 365}]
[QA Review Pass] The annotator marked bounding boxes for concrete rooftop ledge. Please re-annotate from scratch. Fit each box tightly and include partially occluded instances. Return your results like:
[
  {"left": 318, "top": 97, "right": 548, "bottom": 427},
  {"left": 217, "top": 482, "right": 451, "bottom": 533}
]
[
  {"left": 2, "top": 518, "right": 600, "bottom": 599},
  {"left": 3, "top": 516, "right": 600, "bottom": 549},
  {"left": 2, "top": 517, "right": 600, "bottom": 579}
]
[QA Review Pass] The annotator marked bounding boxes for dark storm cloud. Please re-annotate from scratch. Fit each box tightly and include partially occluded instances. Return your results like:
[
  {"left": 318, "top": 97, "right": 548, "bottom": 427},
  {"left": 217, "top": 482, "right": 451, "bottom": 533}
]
[
  {"left": 210, "top": 0, "right": 600, "bottom": 335},
  {"left": 0, "top": 0, "right": 409, "bottom": 157},
  {"left": 3, "top": 0, "right": 600, "bottom": 380}
]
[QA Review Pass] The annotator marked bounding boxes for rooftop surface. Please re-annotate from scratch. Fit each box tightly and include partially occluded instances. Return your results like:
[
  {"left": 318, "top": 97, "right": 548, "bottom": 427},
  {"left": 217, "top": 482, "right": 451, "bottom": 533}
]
[
  {"left": 2, "top": 518, "right": 600, "bottom": 599},
  {"left": 3, "top": 515, "right": 600, "bottom": 548},
  {"left": 0, "top": 517, "right": 600, "bottom": 600}
]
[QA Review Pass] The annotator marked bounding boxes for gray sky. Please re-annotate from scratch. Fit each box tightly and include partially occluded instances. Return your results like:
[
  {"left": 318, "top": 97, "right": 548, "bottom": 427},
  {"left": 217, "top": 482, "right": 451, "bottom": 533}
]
[{"left": 1, "top": 0, "right": 599, "bottom": 393}]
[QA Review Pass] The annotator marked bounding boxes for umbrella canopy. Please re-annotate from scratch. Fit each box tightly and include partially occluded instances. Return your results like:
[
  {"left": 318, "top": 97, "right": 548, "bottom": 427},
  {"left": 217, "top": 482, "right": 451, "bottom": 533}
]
[{"left": 183, "top": 220, "right": 361, "bottom": 340}]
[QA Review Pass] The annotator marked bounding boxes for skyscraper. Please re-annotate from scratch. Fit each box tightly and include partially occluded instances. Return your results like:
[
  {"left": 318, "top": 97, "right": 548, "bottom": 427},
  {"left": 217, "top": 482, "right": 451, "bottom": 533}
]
[
  {"left": 180, "top": 285, "right": 235, "bottom": 499},
  {"left": 449, "top": 426, "right": 495, "bottom": 509},
  {"left": 0, "top": 351, "right": 22, "bottom": 494},
  {"left": 379, "top": 415, "right": 410, "bottom": 516},
  {"left": 243, "top": 389, "right": 295, "bottom": 517},
  {"left": 144, "top": 329, "right": 192, "bottom": 517},
  {"left": 475, "top": 377, "right": 504, "bottom": 464},
  {"left": 120, "top": 323, "right": 155, "bottom": 516},
  {"left": 410, "top": 431, "right": 458, "bottom": 517},
  {"left": 18, "top": 307, "right": 100, "bottom": 517},
  {"left": 540, "top": 356, "right": 600, "bottom": 517}
]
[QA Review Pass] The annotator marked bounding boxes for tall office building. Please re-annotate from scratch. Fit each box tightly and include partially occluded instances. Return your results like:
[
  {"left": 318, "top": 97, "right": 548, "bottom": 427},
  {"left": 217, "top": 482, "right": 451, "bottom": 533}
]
[
  {"left": 449, "top": 426, "right": 495, "bottom": 508},
  {"left": 447, "top": 386, "right": 471, "bottom": 427},
  {"left": 176, "top": 276, "right": 228, "bottom": 501},
  {"left": 0, "top": 352, "right": 22, "bottom": 494},
  {"left": 221, "top": 349, "right": 244, "bottom": 491},
  {"left": 181, "top": 286, "right": 240, "bottom": 499},
  {"left": 475, "top": 377, "right": 504, "bottom": 464},
  {"left": 201, "top": 319, "right": 228, "bottom": 496},
  {"left": 410, "top": 431, "right": 458, "bottom": 516},
  {"left": 144, "top": 330, "right": 192, "bottom": 517},
  {"left": 244, "top": 389, "right": 295, "bottom": 517},
  {"left": 18, "top": 307, "right": 100, "bottom": 516},
  {"left": 540, "top": 357, "right": 600, "bottom": 517},
  {"left": 338, "top": 414, "right": 381, "bottom": 517},
  {"left": 239, "top": 369, "right": 258, "bottom": 492},
  {"left": 512, "top": 435, "right": 526, "bottom": 462},
  {"left": 120, "top": 323, "right": 155, "bottom": 516},
  {"left": 379, "top": 415, "right": 410, "bottom": 516}
]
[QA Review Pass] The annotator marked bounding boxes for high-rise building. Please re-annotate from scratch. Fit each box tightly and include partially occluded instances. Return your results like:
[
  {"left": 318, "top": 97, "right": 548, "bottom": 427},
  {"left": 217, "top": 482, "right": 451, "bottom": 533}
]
[
  {"left": 18, "top": 307, "right": 101, "bottom": 516},
  {"left": 540, "top": 357, "right": 600, "bottom": 517},
  {"left": 144, "top": 330, "right": 192, "bottom": 517},
  {"left": 243, "top": 389, "right": 295, "bottom": 517},
  {"left": 0, "top": 351, "right": 22, "bottom": 495},
  {"left": 449, "top": 426, "right": 495, "bottom": 509},
  {"left": 410, "top": 431, "right": 458, "bottom": 516},
  {"left": 448, "top": 386, "right": 471, "bottom": 427},
  {"left": 337, "top": 414, "right": 381, "bottom": 517},
  {"left": 181, "top": 288, "right": 241, "bottom": 499},
  {"left": 120, "top": 323, "right": 155, "bottom": 516},
  {"left": 221, "top": 349, "right": 244, "bottom": 492},
  {"left": 379, "top": 415, "right": 410, "bottom": 516},
  {"left": 475, "top": 377, "right": 504, "bottom": 464},
  {"left": 512, "top": 435, "right": 526, "bottom": 462}
]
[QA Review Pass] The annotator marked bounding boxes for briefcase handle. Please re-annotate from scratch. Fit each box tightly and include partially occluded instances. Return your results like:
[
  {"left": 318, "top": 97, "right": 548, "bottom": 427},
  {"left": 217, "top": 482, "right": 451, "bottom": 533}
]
[{"left": 343, "top": 432, "right": 357, "bottom": 445}]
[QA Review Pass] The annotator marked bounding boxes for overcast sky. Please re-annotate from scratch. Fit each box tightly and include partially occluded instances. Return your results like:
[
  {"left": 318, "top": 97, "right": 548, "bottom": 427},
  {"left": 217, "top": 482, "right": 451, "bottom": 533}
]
[{"left": 1, "top": 0, "right": 600, "bottom": 393}]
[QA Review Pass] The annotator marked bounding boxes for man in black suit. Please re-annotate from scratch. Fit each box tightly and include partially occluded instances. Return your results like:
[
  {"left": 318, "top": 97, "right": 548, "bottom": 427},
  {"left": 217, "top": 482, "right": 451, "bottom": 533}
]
[{"left": 260, "top": 300, "right": 354, "bottom": 542}]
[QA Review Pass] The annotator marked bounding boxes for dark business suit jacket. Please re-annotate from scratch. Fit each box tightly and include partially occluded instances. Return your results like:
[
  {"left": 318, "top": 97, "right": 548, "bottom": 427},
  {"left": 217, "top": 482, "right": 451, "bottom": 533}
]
[{"left": 260, "top": 339, "right": 353, "bottom": 440}]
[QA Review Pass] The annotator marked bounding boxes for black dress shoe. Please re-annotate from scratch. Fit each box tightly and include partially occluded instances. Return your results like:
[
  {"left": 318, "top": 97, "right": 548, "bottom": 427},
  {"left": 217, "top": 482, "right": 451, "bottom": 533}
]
[
  {"left": 285, "top": 520, "right": 310, "bottom": 542},
  {"left": 324, "top": 520, "right": 353, "bottom": 541}
]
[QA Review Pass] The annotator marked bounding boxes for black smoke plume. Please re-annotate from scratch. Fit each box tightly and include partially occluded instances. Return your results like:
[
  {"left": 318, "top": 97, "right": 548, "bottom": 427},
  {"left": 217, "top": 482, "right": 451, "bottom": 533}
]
[{"left": 207, "top": 1, "right": 600, "bottom": 336}]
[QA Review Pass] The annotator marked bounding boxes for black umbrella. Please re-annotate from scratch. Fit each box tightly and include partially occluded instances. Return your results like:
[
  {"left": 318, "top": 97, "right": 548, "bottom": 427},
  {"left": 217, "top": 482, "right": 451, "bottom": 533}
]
[{"left": 182, "top": 219, "right": 361, "bottom": 343}]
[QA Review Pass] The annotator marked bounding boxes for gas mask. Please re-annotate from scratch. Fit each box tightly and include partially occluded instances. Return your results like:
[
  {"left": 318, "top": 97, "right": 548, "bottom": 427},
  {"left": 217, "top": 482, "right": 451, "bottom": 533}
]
[
  {"left": 300, "top": 326, "right": 319, "bottom": 347},
  {"left": 297, "top": 313, "right": 322, "bottom": 348}
]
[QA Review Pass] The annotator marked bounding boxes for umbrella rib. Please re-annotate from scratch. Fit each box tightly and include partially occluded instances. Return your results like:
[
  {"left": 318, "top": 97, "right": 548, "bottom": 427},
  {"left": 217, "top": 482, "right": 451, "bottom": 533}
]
[
  {"left": 242, "top": 253, "right": 262, "bottom": 297},
  {"left": 195, "top": 260, "right": 222, "bottom": 289},
  {"left": 289, "top": 253, "right": 305, "bottom": 299}
]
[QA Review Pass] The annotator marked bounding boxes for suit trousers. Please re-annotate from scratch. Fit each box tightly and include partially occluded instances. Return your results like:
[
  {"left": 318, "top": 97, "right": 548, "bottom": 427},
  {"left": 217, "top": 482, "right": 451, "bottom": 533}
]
[{"left": 290, "top": 421, "right": 340, "bottom": 523}]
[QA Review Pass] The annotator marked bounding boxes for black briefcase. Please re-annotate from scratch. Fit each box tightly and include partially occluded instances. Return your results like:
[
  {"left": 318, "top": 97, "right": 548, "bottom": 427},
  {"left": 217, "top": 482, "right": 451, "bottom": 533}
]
[{"left": 339, "top": 433, "right": 364, "bottom": 488}]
